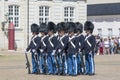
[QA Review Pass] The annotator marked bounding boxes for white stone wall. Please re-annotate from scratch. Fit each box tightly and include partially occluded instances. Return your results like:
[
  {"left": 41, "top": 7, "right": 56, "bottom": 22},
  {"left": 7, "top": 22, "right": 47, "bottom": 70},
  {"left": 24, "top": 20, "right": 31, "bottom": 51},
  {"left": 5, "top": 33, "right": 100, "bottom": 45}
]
[
  {"left": 0, "top": 0, "right": 28, "bottom": 51},
  {"left": 88, "top": 15, "right": 120, "bottom": 38},
  {"left": 0, "top": 0, "right": 86, "bottom": 51},
  {"left": 87, "top": 0, "right": 120, "bottom": 4}
]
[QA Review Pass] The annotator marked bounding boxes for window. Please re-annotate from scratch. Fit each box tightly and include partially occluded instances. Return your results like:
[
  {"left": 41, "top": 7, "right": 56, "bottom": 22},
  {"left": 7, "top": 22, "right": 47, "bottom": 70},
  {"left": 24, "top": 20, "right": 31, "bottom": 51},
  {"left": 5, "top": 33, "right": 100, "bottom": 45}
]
[
  {"left": 98, "top": 28, "right": 102, "bottom": 36},
  {"left": 8, "top": 5, "right": 19, "bottom": 27},
  {"left": 64, "top": 7, "right": 74, "bottom": 22},
  {"left": 39, "top": 6, "right": 49, "bottom": 24},
  {"left": 108, "top": 28, "right": 112, "bottom": 38},
  {"left": 119, "top": 28, "right": 120, "bottom": 36}
]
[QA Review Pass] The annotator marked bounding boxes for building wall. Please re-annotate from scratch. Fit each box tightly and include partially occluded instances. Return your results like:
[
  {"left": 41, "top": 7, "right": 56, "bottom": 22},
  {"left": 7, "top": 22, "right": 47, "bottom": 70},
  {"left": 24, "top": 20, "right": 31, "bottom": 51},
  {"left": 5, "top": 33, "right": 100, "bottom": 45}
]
[
  {"left": 87, "top": 0, "right": 120, "bottom": 4},
  {"left": 0, "top": 0, "right": 86, "bottom": 51},
  {"left": 0, "top": 0, "right": 28, "bottom": 51},
  {"left": 88, "top": 15, "right": 120, "bottom": 38}
]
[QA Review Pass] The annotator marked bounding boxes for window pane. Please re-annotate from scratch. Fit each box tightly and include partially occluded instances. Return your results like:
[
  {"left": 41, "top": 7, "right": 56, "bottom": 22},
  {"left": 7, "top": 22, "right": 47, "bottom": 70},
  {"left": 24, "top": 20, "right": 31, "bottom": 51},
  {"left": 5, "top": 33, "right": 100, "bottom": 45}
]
[
  {"left": 8, "top": 5, "right": 19, "bottom": 27},
  {"left": 64, "top": 7, "right": 74, "bottom": 22},
  {"left": 39, "top": 6, "right": 49, "bottom": 24}
]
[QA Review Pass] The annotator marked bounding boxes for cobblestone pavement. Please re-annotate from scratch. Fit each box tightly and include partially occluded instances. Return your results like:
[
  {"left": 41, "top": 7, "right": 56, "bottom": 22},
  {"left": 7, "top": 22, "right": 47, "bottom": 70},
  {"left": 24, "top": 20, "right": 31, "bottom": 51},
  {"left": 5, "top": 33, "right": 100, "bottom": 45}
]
[{"left": 0, "top": 51, "right": 120, "bottom": 80}]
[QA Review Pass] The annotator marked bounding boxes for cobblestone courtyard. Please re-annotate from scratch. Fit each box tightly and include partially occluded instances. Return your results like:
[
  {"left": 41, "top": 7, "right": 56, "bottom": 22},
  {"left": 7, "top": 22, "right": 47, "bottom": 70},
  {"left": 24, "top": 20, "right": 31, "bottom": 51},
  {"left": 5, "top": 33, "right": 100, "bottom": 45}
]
[{"left": 0, "top": 51, "right": 120, "bottom": 80}]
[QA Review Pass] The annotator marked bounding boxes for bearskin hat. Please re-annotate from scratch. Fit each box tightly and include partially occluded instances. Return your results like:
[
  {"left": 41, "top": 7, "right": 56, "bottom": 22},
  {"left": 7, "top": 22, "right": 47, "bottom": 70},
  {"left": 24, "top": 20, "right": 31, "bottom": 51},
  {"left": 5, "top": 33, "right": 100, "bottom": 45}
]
[
  {"left": 67, "top": 22, "right": 76, "bottom": 33},
  {"left": 39, "top": 23, "right": 48, "bottom": 34},
  {"left": 84, "top": 21, "right": 94, "bottom": 33},
  {"left": 75, "top": 22, "right": 83, "bottom": 33},
  {"left": 47, "top": 22, "right": 56, "bottom": 33},
  {"left": 57, "top": 22, "right": 66, "bottom": 32},
  {"left": 31, "top": 23, "right": 39, "bottom": 34}
]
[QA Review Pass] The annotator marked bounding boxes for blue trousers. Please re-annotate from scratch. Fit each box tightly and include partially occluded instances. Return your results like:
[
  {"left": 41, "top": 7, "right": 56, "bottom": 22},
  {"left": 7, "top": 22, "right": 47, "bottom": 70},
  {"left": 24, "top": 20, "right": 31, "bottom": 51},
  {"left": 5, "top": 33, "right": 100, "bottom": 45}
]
[
  {"left": 85, "top": 53, "right": 95, "bottom": 74},
  {"left": 67, "top": 54, "right": 77, "bottom": 75},
  {"left": 77, "top": 53, "right": 81, "bottom": 74},
  {"left": 56, "top": 53, "right": 62, "bottom": 74},
  {"left": 62, "top": 53, "right": 67, "bottom": 74},
  {"left": 39, "top": 53, "right": 47, "bottom": 74},
  {"left": 31, "top": 52, "right": 39, "bottom": 73},
  {"left": 47, "top": 53, "right": 56, "bottom": 74}
]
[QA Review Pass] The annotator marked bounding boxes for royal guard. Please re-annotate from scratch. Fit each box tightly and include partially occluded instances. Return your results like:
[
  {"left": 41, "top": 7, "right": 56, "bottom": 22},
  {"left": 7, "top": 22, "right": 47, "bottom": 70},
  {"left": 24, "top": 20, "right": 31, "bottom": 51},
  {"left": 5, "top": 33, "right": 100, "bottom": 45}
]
[
  {"left": 84, "top": 21, "right": 96, "bottom": 75},
  {"left": 67, "top": 22, "right": 78, "bottom": 76},
  {"left": 46, "top": 22, "right": 58, "bottom": 74},
  {"left": 39, "top": 23, "right": 48, "bottom": 74},
  {"left": 56, "top": 22, "right": 69, "bottom": 75},
  {"left": 75, "top": 22, "right": 85, "bottom": 74},
  {"left": 25, "top": 23, "right": 41, "bottom": 74}
]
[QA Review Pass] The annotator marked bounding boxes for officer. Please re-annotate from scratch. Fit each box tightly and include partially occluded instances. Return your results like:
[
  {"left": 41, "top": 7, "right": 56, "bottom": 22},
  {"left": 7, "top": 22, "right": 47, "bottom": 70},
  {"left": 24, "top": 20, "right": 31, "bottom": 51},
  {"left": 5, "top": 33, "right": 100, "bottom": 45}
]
[
  {"left": 84, "top": 21, "right": 96, "bottom": 75},
  {"left": 25, "top": 23, "right": 41, "bottom": 74},
  {"left": 67, "top": 22, "right": 78, "bottom": 76},
  {"left": 39, "top": 23, "right": 48, "bottom": 74},
  {"left": 46, "top": 22, "right": 58, "bottom": 75},
  {"left": 56, "top": 22, "right": 69, "bottom": 75},
  {"left": 75, "top": 22, "right": 85, "bottom": 75}
]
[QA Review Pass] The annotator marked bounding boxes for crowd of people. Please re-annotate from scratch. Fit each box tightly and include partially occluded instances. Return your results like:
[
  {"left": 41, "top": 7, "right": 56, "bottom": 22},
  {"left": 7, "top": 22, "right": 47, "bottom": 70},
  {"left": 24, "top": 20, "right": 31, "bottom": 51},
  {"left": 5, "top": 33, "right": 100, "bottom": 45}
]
[
  {"left": 95, "top": 36, "right": 120, "bottom": 55},
  {"left": 25, "top": 21, "right": 96, "bottom": 76}
]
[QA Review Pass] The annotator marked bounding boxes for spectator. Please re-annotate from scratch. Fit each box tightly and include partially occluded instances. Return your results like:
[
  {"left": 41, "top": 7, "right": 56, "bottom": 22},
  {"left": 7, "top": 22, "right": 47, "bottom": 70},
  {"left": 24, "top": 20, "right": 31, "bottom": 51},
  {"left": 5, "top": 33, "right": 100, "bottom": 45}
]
[
  {"left": 110, "top": 37, "right": 115, "bottom": 55},
  {"left": 99, "top": 38, "right": 104, "bottom": 55},
  {"left": 104, "top": 38, "right": 110, "bottom": 55}
]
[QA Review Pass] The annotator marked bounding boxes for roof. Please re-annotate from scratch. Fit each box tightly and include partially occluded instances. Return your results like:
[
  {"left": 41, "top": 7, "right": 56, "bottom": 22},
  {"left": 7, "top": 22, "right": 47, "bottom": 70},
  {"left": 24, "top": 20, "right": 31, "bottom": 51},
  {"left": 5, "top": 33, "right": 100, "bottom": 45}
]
[{"left": 87, "top": 3, "right": 120, "bottom": 16}]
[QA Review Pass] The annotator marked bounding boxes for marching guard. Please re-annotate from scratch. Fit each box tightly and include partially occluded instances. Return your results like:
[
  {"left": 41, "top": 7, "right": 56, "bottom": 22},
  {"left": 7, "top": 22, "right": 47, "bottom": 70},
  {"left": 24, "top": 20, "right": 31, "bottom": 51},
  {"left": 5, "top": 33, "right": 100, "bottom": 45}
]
[
  {"left": 56, "top": 22, "right": 69, "bottom": 75},
  {"left": 67, "top": 22, "right": 78, "bottom": 76},
  {"left": 25, "top": 21, "right": 96, "bottom": 76},
  {"left": 39, "top": 23, "right": 48, "bottom": 74},
  {"left": 84, "top": 21, "right": 96, "bottom": 75},
  {"left": 75, "top": 22, "right": 85, "bottom": 75},
  {"left": 25, "top": 23, "right": 41, "bottom": 74},
  {"left": 46, "top": 22, "right": 58, "bottom": 75}
]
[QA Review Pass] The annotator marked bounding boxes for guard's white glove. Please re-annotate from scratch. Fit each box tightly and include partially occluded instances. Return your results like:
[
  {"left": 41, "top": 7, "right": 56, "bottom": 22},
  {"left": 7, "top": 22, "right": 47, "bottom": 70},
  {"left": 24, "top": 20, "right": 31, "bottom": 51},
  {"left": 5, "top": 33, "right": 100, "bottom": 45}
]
[
  {"left": 58, "top": 49, "right": 61, "bottom": 53},
  {"left": 32, "top": 49, "right": 37, "bottom": 55},
  {"left": 73, "top": 55, "right": 76, "bottom": 58},
  {"left": 40, "top": 49, "right": 44, "bottom": 53},
  {"left": 25, "top": 50, "right": 28, "bottom": 54},
  {"left": 52, "top": 50, "right": 56, "bottom": 55},
  {"left": 62, "top": 53, "right": 65, "bottom": 56},
  {"left": 89, "top": 51, "right": 92, "bottom": 55},
  {"left": 32, "top": 49, "right": 36, "bottom": 53}
]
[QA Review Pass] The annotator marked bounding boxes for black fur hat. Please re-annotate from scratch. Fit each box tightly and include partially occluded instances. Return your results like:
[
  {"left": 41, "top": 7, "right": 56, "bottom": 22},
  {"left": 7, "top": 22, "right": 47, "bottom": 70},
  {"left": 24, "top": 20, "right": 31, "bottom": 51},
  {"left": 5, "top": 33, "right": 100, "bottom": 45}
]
[
  {"left": 67, "top": 22, "right": 76, "bottom": 33},
  {"left": 47, "top": 22, "right": 56, "bottom": 33},
  {"left": 31, "top": 23, "right": 39, "bottom": 34},
  {"left": 84, "top": 21, "right": 94, "bottom": 33},
  {"left": 57, "top": 22, "right": 66, "bottom": 32},
  {"left": 75, "top": 22, "right": 83, "bottom": 33},
  {"left": 39, "top": 23, "right": 47, "bottom": 33}
]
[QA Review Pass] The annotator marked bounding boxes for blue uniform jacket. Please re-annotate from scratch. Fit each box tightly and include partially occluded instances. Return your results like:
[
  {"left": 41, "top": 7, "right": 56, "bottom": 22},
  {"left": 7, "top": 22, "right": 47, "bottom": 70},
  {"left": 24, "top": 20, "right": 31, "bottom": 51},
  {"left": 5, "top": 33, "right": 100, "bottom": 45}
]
[
  {"left": 46, "top": 35, "right": 58, "bottom": 53},
  {"left": 39, "top": 35, "right": 48, "bottom": 53},
  {"left": 55, "top": 35, "right": 69, "bottom": 53},
  {"left": 26, "top": 35, "right": 41, "bottom": 53},
  {"left": 84, "top": 34, "right": 96, "bottom": 54},
  {"left": 67, "top": 35, "right": 78, "bottom": 54},
  {"left": 76, "top": 34, "right": 85, "bottom": 53}
]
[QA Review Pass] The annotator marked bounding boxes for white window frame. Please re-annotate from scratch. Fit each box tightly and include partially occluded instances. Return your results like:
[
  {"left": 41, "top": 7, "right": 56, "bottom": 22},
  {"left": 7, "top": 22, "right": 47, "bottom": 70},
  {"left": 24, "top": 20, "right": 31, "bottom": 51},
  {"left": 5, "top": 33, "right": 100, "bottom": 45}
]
[
  {"left": 8, "top": 5, "right": 19, "bottom": 28},
  {"left": 119, "top": 28, "right": 120, "bottom": 36},
  {"left": 108, "top": 28, "right": 112, "bottom": 38},
  {"left": 98, "top": 28, "right": 102, "bottom": 36},
  {"left": 64, "top": 7, "right": 74, "bottom": 22},
  {"left": 39, "top": 6, "right": 49, "bottom": 24}
]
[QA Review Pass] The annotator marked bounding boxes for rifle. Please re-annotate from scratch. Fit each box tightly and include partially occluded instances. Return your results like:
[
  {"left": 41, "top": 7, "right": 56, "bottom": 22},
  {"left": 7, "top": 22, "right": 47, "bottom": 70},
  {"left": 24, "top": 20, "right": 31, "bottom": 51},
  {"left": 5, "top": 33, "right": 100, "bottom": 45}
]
[
  {"left": 80, "top": 52, "right": 85, "bottom": 74},
  {"left": 25, "top": 52, "right": 31, "bottom": 74}
]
